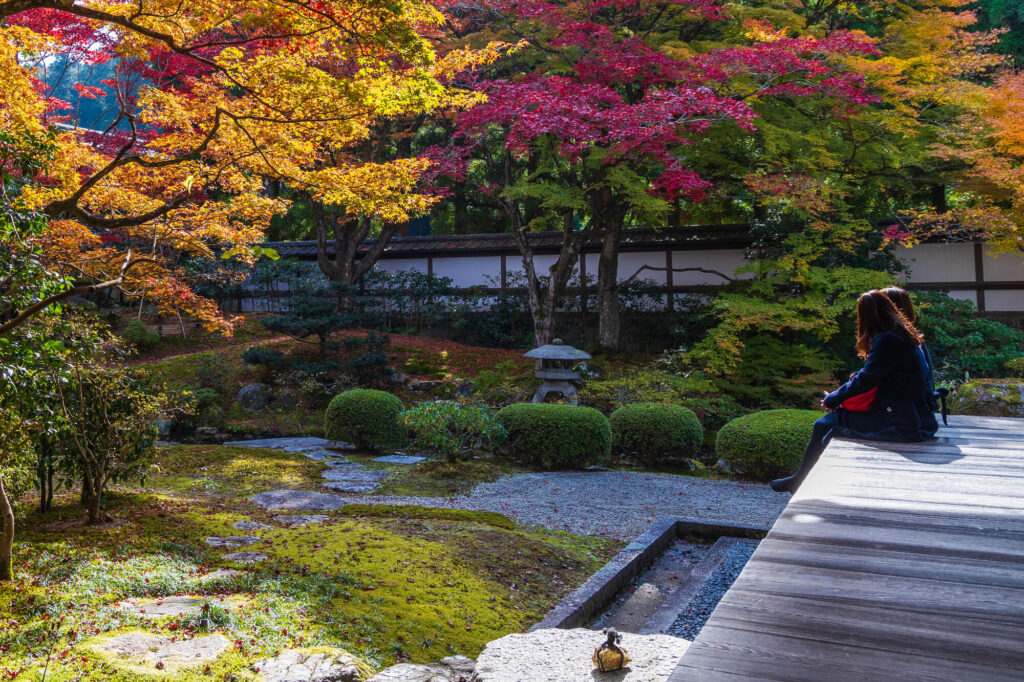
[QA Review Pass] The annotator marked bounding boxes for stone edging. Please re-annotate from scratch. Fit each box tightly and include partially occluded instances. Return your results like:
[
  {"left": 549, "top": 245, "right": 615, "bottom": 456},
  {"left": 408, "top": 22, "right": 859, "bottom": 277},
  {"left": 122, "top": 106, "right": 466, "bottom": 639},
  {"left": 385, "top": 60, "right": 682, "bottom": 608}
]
[{"left": 530, "top": 517, "right": 768, "bottom": 631}]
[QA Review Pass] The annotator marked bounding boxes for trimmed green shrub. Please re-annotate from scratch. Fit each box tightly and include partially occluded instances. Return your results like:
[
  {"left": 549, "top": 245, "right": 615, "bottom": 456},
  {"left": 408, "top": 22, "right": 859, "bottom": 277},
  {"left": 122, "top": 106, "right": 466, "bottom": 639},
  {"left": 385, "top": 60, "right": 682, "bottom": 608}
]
[
  {"left": 495, "top": 403, "right": 610, "bottom": 469},
  {"left": 1006, "top": 358, "right": 1024, "bottom": 378},
  {"left": 609, "top": 403, "right": 702, "bottom": 465},
  {"left": 715, "top": 409, "right": 820, "bottom": 479},
  {"left": 121, "top": 319, "right": 159, "bottom": 350},
  {"left": 401, "top": 401, "right": 506, "bottom": 463},
  {"left": 325, "top": 389, "right": 405, "bottom": 451}
]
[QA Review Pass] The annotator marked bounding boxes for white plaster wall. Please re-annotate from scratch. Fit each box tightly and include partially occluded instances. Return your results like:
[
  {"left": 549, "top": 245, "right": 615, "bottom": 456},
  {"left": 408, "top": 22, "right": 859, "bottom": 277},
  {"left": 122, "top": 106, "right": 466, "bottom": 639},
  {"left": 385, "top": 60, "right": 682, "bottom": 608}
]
[
  {"left": 432, "top": 256, "right": 503, "bottom": 288},
  {"left": 376, "top": 257, "right": 428, "bottom": 275},
  {"left": 945, "top": 289, "right": 979, "bottom": 306},
  {"left": 983, "top": 290, "right": 1024, "bottom": 312},
  {"left": 670, "top": 249, "right": 749, "bottom": 285},
  {"left": 618, "top": 251, "right": 667, "bottom": 285},
  {"left": 982, "top": 249, "right": 1024, "bottom": 282},
  {"left": 896, "top": 244, "right": 976, "bottom": 283}
]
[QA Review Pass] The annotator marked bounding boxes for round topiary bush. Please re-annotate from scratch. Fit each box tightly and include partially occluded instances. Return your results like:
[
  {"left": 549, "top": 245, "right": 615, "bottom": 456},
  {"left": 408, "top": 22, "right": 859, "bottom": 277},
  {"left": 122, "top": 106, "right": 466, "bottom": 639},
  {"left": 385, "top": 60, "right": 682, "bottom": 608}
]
[
  {"left": 609, "top": 403, "right": 702, "bottom": 465},
  {"left": 495, "top": 403, "right": 610, "bottom": 469},
  {"left": 325, "top": 389, "right": 406, "bottom": 451},
  {"left": 715, "top": 409, "right": 820, "bottom": 479}
]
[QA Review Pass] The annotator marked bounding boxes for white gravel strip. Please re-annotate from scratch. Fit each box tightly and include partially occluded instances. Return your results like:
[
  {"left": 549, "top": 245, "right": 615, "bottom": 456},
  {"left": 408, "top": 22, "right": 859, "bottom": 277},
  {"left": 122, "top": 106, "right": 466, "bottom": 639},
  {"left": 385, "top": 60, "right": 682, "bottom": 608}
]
[{"left": 344, "top": 472, "right": 788, "bottom": 541}]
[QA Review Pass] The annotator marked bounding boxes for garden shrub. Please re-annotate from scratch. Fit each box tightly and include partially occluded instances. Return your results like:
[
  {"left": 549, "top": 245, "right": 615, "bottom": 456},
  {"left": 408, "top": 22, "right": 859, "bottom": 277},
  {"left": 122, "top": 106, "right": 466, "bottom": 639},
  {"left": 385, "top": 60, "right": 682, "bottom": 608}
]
[
  {"left": 580, "top": 369, "right": 743, "bottom": 433},
  {"left": 495, "top": 403, "right": 610, "bottom": 469},
  {"left": 912, "top": 291, "right": 1024, "bottom": 381},
  {"left": 242, "top": 347, "right": 285, "bottom": 367},
  {"left": 949, "top": 379, "right": 1024, "bottom": 418},
  {"left": 401, "top": 401, "right": 506, "bottom": 463},
  {"left": 325, "top": 389, "right": 406, "bottom": 451},
  {"left": 715, "top": 409, "right": 820, "bottom": 479},
  {"left": 1005, "top": 358, "right": 1024, "bottom": 378},
  {"left": 195, "top": 352, "right": 230, "bottom": 394},
  {"left": 609, "top": 403, "right": 702, "bottom": 465},
  {"left": 121, "top": 319, "right": 159, "bottom": 350}
]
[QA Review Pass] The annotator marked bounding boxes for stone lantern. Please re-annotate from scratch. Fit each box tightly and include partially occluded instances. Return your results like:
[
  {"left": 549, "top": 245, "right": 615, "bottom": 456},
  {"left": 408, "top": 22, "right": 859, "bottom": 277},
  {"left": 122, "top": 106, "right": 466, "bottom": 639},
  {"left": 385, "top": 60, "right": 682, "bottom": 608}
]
[{"left": 524, "top": 339, "right": 591, "bottom": 404}]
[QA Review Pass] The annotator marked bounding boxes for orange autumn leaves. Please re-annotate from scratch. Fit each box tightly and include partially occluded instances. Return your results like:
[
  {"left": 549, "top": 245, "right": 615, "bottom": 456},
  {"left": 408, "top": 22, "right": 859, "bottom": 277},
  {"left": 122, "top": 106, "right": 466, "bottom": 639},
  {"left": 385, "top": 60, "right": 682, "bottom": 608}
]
[{"left": 2, "top": 0, "right": 499, "bottom": 332}]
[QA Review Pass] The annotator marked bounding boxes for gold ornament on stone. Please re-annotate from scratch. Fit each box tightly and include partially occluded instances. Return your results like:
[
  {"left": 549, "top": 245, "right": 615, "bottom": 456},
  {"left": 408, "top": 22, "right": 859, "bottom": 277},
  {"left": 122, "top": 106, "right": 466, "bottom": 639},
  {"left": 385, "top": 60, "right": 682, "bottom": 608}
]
[{"left": 593, "top": 629, "right": 631, "bottom": 673}]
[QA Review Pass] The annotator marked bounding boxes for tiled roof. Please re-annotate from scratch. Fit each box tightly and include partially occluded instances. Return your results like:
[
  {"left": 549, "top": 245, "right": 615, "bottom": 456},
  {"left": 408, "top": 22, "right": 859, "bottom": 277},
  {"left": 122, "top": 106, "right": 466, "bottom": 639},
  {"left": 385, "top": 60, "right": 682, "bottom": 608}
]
[{"left": 265, "top": 224, "right": 753, "bottom": 259}]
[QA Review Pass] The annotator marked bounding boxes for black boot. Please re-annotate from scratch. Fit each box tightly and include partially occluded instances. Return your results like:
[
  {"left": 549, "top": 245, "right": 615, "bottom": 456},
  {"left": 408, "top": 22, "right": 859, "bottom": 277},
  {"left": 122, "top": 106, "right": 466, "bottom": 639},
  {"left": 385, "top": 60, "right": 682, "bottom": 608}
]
[{"left": 770, "top": 425, "right": 833, "bottom": 493}]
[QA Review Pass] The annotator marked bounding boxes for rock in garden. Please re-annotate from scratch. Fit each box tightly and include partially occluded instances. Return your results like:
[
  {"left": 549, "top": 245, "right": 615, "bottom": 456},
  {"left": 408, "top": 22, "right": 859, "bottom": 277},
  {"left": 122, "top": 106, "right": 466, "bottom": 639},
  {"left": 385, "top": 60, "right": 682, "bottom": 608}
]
[
  {"left": 206, "top": 535, "right": 261, "bottom": 548},
  {"left": 237, "top": 383, "right": 273, "bottom": 412},
  {"left": 951, "top": 379, "right": 1024, "bottom": 418},
  {"left": 253, "top": 489, "right": 347, "bottom": 510},
  {"left": 117, "top": 596, "right": 231, "bottom": 618},
  {"left": 200, "top": 568, "right": 242, "bottom": 582},
  {"left": 471, "top": 629, "right": 688, "bottom": 682},
  {"left": 227, "top": 436, "right": 333, "bottom": 450},
  {"left": 368, "top": 656, "right": 475, "bottom": 682},
  {"left": 407, "top": 380, "right": 444, "bottom": 392},
  {"left": 223, "top": 551, "right": 267, "bottom": 563},
  {"left": 88, "top": 631, "right": 229, "bottom": 674},
  {"left": 321, "top": 468, "right": 390, "bottom": 482},
  {"left": 254, "top": 647, "right": 372, "bottom": 682},
  {"left": 275, "top": 514, "right": 329, "bottom": 527},
  {"left": 304, "top": 450, "right": 350, "bottom": 463},
  {"left": 234, "top": 520, "right": 273, "bottom": 531},
  {"left": 321, "top": 481, "right": 379, "bottom": 493},
  {"left": 388, "top": 370, "right": 409, "bottom": 385}
]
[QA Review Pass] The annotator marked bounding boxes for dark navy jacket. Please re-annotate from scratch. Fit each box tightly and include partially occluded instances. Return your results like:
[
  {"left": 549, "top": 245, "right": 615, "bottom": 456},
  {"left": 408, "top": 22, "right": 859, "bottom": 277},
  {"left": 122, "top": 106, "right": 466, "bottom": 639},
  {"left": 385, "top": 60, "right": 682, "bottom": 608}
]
[{"left": 823, "top": 330, "right": 938, "bottom": 442}]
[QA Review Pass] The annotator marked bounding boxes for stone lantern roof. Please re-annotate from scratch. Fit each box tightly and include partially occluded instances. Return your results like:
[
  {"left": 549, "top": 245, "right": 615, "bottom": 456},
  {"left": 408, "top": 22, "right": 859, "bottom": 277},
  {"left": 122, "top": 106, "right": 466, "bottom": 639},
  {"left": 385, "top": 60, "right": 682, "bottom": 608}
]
[{"left": 524, "top": 339, "right": 591, "bottom": 361}]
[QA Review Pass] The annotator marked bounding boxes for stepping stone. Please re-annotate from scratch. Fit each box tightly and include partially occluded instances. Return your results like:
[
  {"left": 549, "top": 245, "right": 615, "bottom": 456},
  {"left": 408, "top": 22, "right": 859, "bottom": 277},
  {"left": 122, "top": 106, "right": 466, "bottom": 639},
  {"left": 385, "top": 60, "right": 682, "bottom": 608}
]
[
  {"left": 322, "top": 481, "right": 379, "bottom": 493},
  {"left": 303, "top": 449, "right": 349, "bottom": 463},
  {"left": 205, "top": 535, "right": 261, "bottom": 548},
  {"left": 223, "top": 551, "right": 267, "bottom": 563},
  {"left": 368, "top": 656, "right": 475, "bottom": 682},
  {"left": 88, "top": 631, "right": 230, "bottom": 674},
  {"left": 234, "top": 520, "right": 272, "bottom": 531},
  {"left": 324, "top": 461, "right": 364, "bottom": 469},
  {"left": 254, "top": 647, "right": 370, "bottom": 682},
  {"left": 253, "top": 489, "right": 347, "bottom": 511},
  {"left": 225, "top": 437, "right": 335, "bottom": 451},
  {"left": 200, "top": 569, "right": 242, "bottom": 582},
  {"left": 275, "top": 514, "right": 328, "bottom": 527},
  {"left": 117, "top": 596, "right": 238, "bottom": 618},
  {"left": 322, "top": 468, "right": 389, "bottom": 482},
  {"left": 373, "top": 455, "right": 427, "bottom": 464}
]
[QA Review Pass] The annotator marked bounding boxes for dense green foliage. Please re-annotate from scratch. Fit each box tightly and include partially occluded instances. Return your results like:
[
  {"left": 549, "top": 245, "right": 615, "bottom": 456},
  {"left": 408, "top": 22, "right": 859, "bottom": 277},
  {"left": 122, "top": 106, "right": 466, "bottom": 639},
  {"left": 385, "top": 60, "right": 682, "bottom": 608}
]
[
  {"left": 970, "top": 0, "right": 1024, "bottom": 65},
  {"left": 912, "top": 291, "right": 1024, "bottom": 381},
  {"left": 715, "top": 409, "right": 821, "bottom": 479},
  {"left": 495, "top": 404, "right": 611, "bottom": 469},
  {"left": 120, "top": 320, "right": 160, "bottom": 350},
  {"left": 401, "top": 401, "right": 506, "bottom": 463},
  {"left": 1006, "top": 358, "right": 1024, "bottom": 378},
  {"left": 580, "top": 370, "right": 744, "bottom": 432},
  {"left": 609, "top": 404, "right": 702, "bottom": 466},
  {"left": 324, "top": 389, "right": 405, "bottom": 451}
]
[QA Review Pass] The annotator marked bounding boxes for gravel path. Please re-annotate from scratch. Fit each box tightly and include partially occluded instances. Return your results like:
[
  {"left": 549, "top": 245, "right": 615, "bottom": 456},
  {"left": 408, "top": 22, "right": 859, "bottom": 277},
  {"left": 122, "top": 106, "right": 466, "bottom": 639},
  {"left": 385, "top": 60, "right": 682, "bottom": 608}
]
[
  {"left": 667, "top": 540, "right": 757, "bottom": 640},
  {"left": 346, "top": 472, "right": 788, "bottom": 541}
]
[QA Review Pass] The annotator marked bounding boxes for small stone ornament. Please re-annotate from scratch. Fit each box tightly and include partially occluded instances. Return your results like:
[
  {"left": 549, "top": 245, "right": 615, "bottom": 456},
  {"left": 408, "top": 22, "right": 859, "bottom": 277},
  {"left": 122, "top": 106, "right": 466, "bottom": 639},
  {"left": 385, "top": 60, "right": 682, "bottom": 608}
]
[{"left": 592, "top": 628, "right": 631, "bottom": 673}]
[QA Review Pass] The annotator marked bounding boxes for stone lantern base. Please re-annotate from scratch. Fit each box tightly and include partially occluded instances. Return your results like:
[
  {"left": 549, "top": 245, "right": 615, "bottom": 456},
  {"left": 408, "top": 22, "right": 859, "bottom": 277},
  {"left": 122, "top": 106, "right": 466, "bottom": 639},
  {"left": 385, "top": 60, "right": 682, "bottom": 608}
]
[{"left": 532, "top": 380, "right": 580, "bottom": 405}]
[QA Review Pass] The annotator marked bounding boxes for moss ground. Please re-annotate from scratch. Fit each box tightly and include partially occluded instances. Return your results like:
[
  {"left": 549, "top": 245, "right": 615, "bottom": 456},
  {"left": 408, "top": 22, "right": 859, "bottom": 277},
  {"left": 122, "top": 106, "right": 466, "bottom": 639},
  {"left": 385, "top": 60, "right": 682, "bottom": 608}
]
[{"left": 2, "top": 445, "right": 617, "bottom": 681}]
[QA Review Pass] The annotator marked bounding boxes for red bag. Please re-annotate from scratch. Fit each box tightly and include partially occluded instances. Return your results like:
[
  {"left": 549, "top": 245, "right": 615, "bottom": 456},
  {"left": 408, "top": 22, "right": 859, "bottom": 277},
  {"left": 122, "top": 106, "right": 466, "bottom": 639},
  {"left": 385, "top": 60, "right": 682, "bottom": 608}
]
[{"left": 841, "top": 385, "right": 878, "bottom": 412}]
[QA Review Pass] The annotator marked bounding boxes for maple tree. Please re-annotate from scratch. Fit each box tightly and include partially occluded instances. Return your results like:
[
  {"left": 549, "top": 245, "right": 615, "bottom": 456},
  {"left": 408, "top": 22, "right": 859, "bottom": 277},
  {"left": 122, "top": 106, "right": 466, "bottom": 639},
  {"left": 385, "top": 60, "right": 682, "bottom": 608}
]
[
  {"left": 0, "top": 0, "right": 483, "bottom": 335},
  {"left": 427, "top": 0, "right": 880, "bottom": 348}
]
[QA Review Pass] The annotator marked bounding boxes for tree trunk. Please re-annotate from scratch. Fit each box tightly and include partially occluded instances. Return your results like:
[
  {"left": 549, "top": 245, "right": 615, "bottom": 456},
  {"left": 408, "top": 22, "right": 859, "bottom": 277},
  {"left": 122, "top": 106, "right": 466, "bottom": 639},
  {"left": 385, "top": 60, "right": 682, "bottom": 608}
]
[
  {"left": 86, "top": 471, "right": 103, "bottom": 525},
  {"left": 80, "top": 473, "right": 92, "bottom": 507},
  {"left": 0, "top": 474, "right": 14, "bottom": 581},
  {"left": 596, "top": 224, "right": 623, "bottom": 351}
]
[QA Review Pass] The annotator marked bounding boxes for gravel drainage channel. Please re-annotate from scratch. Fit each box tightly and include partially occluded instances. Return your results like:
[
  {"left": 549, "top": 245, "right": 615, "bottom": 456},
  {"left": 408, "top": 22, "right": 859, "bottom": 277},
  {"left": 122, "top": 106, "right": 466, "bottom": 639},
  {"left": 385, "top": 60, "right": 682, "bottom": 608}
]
[{"left": 531, "top": 517, "right": 765, "bottom": 636}]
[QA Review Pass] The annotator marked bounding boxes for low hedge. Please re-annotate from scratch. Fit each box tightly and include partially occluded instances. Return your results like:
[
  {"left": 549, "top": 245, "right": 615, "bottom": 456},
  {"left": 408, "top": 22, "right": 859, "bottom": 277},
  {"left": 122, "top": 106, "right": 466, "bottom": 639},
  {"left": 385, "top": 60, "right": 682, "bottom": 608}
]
[
  {"left": 715, "top": 409, "right": 820, "bottom": 479},
  {"left": 325, "top": 389, "right": 406, "bottom": 451},
  {"left": 495, "top": 403, "right": 610, "bottom": 469},
  {"left": 609, "top": 403, "right": 702, "bottom": 465}
]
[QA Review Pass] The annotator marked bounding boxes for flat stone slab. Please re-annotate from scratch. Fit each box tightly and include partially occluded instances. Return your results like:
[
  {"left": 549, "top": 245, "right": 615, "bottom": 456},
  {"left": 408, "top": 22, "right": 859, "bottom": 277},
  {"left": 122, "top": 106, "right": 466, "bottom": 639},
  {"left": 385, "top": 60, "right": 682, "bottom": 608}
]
[
  {"left": 324, "top": 461, "right": 365, "bottom": 469},
  {"left": 223, "top": 551, "right": 267, "bottom": 563},
  {"left": 200, "top": 568, "right": 242, "bottom": 582},
  {"left": 234, "top": 520, "right": 273, "bottom": 531},
  {"left": 472, "top": 628, "right": 688, "bottom": 682},
  {"left": 206, "top": 535, "right": 261, "bottom": 548},
  {"left": 322, "top": 469, "right": 390, "bottom": 482},
  {"left": 321, "top": 481, "right": 379, "bottom": 493},
  {"left": 254, "top": 647, "right": 370, "bottom": 682},
  {"left": 117, "top": 596, "right": 238, "bottom": 618},
  {"left": 89, "top": 631, "right": 230, "bottom": 673},
  {"left": 303, "top": 450, "right": 350, "bottom": 463},
  {"left": 253, "top": 489, "right": 348, "bottom": 511},
  {"left": 368, "top": 656, "right": 475, "bottom": 682},
  {"left": 373, "top": 455, "right": 426, "bottom": 464},
  {"left": 225, "top": 437, "right": 334, "bottom": 451},
  {"left": 275, "top": 515, "right": 329, "bottom": 527}
]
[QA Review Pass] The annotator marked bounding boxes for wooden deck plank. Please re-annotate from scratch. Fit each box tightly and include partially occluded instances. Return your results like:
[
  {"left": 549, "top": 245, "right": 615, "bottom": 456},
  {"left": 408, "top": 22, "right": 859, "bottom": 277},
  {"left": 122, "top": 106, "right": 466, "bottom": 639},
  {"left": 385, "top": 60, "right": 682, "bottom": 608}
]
[{"left": 670, "top": 415, "right": 1024, "bottom": 681}]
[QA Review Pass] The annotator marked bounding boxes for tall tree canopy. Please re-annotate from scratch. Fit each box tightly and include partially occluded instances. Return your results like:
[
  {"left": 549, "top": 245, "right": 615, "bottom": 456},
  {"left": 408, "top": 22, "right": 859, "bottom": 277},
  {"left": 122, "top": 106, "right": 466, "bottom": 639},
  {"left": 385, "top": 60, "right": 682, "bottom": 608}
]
[{"left": 0, "top": 0, "right": 485, "bottom": 334}]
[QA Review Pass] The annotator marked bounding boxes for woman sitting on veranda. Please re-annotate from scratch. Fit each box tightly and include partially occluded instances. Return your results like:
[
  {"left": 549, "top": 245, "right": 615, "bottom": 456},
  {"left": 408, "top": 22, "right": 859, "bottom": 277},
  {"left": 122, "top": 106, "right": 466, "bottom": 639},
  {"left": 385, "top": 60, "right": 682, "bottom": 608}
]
[{"left": 771, "top": 290, "right": 939, "bottom": 493}]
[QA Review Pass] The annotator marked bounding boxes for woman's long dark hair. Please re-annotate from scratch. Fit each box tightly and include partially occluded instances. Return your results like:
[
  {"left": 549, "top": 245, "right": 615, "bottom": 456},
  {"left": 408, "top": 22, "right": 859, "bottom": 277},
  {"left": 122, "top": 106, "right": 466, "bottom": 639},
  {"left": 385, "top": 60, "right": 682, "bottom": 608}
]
[
  {"left": 856, "top": 290, "right": 923, "bottom": 359},
  {"left": 880, "top": 286, "right": 916, "bottom": 324}
]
